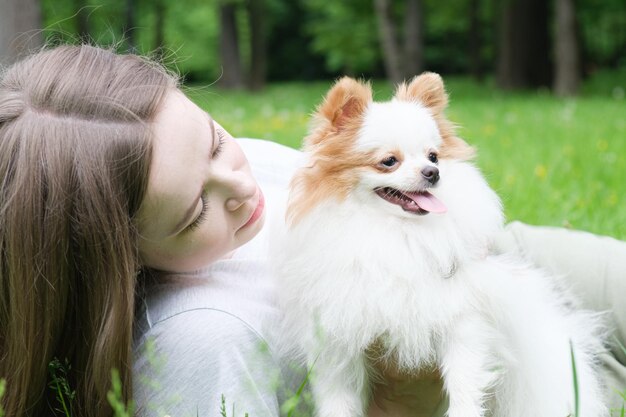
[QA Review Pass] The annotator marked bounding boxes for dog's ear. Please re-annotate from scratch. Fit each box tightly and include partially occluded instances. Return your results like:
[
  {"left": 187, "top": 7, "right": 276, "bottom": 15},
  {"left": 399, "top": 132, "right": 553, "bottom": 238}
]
[
  {"left": 395, "top": 72, "right": 448, "bottom": 114},
  {"left": 320, "top": 77, "right": 372, "bottom": 128},
  {"left": 396, "top": 72, "right": 475, "bottom": 160},
  {"left": 307, "top": 77, "right": 372, "bottom": 146}
]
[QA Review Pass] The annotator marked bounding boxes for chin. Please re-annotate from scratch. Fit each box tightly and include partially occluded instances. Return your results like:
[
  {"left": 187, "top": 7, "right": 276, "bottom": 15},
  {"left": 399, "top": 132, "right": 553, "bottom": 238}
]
[{"left": 274, "top": 74, "right": 608, "bottom": 417}]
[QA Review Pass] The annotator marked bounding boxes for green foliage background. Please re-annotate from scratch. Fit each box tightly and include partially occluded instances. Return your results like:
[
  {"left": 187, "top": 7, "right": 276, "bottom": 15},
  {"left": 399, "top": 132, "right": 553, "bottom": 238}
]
[{"left": 41, "top": 0, "right": 626, "bottom": 82}]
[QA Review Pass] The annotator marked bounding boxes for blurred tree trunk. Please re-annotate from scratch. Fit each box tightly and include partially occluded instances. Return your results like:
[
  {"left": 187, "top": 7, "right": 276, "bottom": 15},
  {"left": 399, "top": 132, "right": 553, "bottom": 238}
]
[
  {"left": 374, "top": 0, "right": 403, "bottom": 84},
  {"left": 74, "top": 0, "right": 90, "bottom": 42},
  {"left": 404, "top": 0, "right": 423, "bottom": 77},
  {"left": 0, "top": 0, "right": 42, "bottom": 66},
  {"left": 468, "top": 0, "right": 484, "bottom": 81},
  {"left": 496, "top": 0, "right": 551, "bottom": 90},
  {"left": 219, "top": 1, "right": 245, "bottom": 89},
  {"left": 553, "top": 0, "right": 581, "bottom": 96},
  {"left": 155, "top": 0, "right": 166, "bottom": 54},
  {"left": 124, "top": 0, "right": 137, "bottom": 53},
  {"left": 247, "top": 0, "right": 266, "bottom": 91}
]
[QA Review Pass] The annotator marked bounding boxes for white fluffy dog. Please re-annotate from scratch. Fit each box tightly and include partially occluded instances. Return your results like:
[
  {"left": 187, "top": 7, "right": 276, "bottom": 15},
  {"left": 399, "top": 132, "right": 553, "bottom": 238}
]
[{"left": 274, "top": 74, "right": 607, "bottom": 417}]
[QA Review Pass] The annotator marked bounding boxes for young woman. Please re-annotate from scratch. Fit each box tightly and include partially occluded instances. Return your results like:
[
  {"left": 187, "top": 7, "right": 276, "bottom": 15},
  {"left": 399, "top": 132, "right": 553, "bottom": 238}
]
[{"left": 1, "top": 45, "right": 624, "bottom": 417}]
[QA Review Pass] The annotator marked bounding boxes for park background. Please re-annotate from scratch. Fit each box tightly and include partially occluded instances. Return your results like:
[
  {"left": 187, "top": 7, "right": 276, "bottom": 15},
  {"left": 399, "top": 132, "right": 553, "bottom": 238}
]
[{"left": 1, "top": 0, "right": 625, "bottom": 239}]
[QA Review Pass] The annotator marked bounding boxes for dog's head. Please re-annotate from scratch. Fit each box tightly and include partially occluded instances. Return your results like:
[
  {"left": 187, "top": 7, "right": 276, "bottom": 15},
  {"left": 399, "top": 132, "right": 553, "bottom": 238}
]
[{"left": 287, "top": 73, "right": 479, "bottom": 225}]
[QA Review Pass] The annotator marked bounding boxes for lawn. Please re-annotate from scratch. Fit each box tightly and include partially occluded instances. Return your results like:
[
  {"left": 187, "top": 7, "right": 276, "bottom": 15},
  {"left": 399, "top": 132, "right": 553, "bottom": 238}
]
[{"left": 187, "top": 71, "right": 626, "bottom": 240}]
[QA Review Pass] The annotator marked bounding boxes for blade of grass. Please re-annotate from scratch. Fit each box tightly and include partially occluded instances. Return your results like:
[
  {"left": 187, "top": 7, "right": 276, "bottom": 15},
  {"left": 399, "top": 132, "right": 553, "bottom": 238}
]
[
  {"left": 220, "top": 394, "right": 227, "bottom": 417},
  {"left": 0, "top": 378, "right": 6, "bottom": 417},
  {"left": 285, "top": 368, "right": 313, "bottom": 417},
  {"left": 570, "top": 340, "right": 580, "bottom": 417},
  {"left": 107, "top": 369, "right": 134, "bottom": 417},
  {"left": 285, "top": 355, "right": 317, "bottom": 417},
  {"left": 48, "top": 358, "right": 74, "bottom": 417},
  {"left": 614, "top": 336, "right": 626, "bottom": 358}
]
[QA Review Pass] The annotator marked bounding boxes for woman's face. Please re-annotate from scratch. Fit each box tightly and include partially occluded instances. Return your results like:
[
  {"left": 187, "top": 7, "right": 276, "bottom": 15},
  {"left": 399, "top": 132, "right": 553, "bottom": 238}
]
[{"left": 137, "top": 90, "right": 265, "bottom": 272}]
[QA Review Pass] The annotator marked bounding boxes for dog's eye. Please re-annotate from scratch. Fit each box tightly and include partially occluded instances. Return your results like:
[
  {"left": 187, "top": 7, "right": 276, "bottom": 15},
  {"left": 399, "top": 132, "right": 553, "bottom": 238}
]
[
  {"left": 381, "top": 156, "right": 398, "bottom": 167},
  {"left": 428, "top": 152, "right": 438, "bottom": 163}
]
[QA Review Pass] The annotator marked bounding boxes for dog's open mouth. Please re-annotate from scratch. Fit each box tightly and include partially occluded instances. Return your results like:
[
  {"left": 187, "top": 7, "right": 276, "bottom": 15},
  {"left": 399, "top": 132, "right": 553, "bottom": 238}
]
[{"left": 375, "top": 187, "right": 447, "bottom": 215}]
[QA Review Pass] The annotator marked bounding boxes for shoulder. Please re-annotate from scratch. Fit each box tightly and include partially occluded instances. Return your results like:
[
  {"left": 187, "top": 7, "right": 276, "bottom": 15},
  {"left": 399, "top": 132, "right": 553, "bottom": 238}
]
[
  {"left": 134, "top": 308, "right": 282, "bottom": 417},
  {"left": 135, "top": 308, "right": 273, "bottom": 374},
  {"left": 134, "top": 266, "right": 281, "bottom": 355},
  {"left": 139, "top": 305, "right": 268, "bottom": 350}
]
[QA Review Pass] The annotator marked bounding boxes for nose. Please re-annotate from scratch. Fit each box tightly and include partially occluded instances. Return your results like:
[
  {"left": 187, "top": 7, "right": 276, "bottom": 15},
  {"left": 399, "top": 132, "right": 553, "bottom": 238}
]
[
  {"left": 211, "top": 167, "right": 257, "bottom": 211},
  {"left": 220, "top": 173, "right": 257, "bottom": 211},
  {"left": 224, "top": 175, "right": 257, "bottom": 211},
  {"left": 421, "top": 166, "right": 440, "bottom": 185}
]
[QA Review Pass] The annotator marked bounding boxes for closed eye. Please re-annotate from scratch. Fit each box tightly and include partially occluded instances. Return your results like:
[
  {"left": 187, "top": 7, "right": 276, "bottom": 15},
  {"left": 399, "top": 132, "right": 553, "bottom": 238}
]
[
  {"left": 186, "top": 192, "right": 210, "bottom": 232},
  {"left": 213, "top": 128, "right": 226, "bottom": 158}
]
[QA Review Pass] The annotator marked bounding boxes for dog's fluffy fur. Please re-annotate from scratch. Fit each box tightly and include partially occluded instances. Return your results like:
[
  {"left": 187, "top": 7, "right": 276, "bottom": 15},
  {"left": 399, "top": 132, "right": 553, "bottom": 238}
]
[{"left": 274, "top": 74, "right": 607, "bottom": 417}]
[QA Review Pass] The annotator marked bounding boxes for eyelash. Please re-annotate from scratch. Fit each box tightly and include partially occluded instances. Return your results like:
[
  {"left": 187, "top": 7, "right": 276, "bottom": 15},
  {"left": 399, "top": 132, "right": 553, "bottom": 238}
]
[
  {"left": 213, "top": 129, "right": 226, "bottom": 158},
  {"left": 187, "top": 193, "right": 210, "bottom": 232},
  {"left": 187, "top": 127, "right": 225, "bottom": 232}
]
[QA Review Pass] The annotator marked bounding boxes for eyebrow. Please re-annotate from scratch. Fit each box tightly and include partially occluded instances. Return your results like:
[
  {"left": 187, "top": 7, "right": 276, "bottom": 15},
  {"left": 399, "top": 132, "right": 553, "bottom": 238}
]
[{"left": 168, "top": 115, "right": 216, "bottom": 236}]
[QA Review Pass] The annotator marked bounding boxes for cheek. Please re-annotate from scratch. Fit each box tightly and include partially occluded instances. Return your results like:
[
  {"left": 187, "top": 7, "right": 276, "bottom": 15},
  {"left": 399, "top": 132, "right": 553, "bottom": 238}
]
[
  {"left": 231, "top": 142, "right": 251, "bottom": 171},
  {"left": 181, "top": 222, "right": 236, "bottom": 268},
  {"left": 141, "top": 222, "right": 234, "bottom": 273},
  {"left": 222, "top": 132, "right": 245, "bottom": 159}
]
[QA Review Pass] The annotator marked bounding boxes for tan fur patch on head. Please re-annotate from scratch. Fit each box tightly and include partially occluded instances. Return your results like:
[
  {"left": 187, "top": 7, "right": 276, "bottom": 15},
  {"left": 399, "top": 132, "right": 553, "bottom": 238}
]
[
  {"left": 395, "top": 72, "right": 448, "bottom": 113},
  {"left": 395, "top": 72, "right": 475, "bottom": 161},
  {"left": 288, "top": 77, "right": 375, "bottom": 226},
  {"left": 306, "top": 77, "right": 373, "bottom": 148}
]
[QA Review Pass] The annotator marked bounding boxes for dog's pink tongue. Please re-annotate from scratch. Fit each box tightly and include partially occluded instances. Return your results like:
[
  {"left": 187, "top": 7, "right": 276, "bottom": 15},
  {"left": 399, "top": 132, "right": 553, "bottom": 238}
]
[{"left": 407, "top": 191, "right": 447, "bottom": 213}]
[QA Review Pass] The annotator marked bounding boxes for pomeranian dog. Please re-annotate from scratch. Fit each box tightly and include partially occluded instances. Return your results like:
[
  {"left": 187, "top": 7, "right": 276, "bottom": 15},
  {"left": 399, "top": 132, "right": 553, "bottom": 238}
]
[{"left": 274, "top": 73, "right": 607, "bottom": 417}]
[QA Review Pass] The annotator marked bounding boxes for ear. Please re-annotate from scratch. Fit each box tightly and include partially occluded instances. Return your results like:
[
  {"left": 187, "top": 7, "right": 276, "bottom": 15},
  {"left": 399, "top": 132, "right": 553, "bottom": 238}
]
[
  {"left": 397, "top": 73, "right": 475, "bottom": 160},
  {"left": 316, "top": 76, "right": 372, "bottom": 131},
  {"left": 395, "top": 72, "right": 448, "bottom": 114}
]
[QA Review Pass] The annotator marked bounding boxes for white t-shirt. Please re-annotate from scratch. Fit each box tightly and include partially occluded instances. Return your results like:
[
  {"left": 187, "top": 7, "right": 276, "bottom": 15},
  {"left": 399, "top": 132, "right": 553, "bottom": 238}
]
[{"left": 133, "top": 139, "right": 307, "bottom": 417}]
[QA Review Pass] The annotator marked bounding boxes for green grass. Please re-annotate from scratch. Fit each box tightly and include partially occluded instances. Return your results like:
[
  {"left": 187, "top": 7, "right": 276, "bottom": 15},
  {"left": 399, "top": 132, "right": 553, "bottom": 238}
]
[{"left": 187, "top": 71, "right": 626, "bottom": 240}]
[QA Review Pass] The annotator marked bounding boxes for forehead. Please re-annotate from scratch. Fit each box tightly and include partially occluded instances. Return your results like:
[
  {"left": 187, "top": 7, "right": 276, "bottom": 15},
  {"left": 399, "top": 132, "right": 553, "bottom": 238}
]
[{"left": 356, "top": 101, "right": 441, "bottom": 152}]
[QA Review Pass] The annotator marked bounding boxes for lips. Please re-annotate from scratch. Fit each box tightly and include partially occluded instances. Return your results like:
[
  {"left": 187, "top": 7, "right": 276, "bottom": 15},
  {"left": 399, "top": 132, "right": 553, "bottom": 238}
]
[
  {"left": 375, "top": 187, "right": 447, "bottom": 215},
  {"left": 240, "top": 189, "right": 265, "bottom": 229}
]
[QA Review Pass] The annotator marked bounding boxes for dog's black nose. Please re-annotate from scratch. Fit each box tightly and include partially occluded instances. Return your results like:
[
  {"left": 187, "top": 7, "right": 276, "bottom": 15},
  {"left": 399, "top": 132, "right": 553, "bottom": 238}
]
[{"left": 421, "top": 166, "right": 440, "bottom": 185}]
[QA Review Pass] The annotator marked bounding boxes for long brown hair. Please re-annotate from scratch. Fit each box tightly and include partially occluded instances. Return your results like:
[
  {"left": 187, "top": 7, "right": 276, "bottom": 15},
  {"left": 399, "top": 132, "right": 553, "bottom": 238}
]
[{"left": 0, "top": 45, "right": 176, "bottom": 416}]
